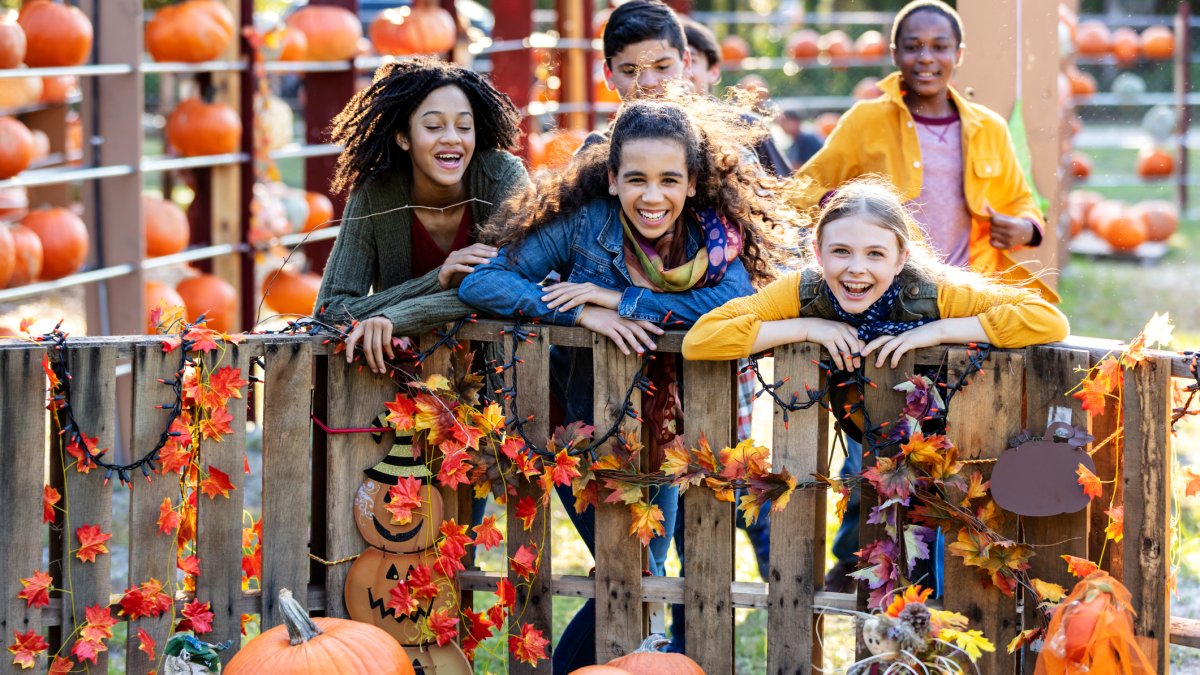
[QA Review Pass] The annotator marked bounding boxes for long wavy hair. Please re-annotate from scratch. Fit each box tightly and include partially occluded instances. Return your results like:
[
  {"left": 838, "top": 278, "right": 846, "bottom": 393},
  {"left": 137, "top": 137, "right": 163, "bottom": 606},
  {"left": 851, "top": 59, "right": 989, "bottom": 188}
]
[
  {"left": 482, "top": 95, "right": 799, "bottom": 285},
  {"left": 327, "top": 57, "right": 522, "bottom": 195}
]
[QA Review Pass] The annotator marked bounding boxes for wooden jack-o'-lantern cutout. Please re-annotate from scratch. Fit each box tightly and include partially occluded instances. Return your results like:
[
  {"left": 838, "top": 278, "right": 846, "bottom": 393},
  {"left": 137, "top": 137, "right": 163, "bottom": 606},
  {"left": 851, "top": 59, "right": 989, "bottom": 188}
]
[
  {"left": 991, "top": 422, "right": 1096, "bottom": 517},
  {"left": 344, "top": 545, "right": 458, "bottom": 645},
  {"left": 353, "top": 436, "right": 444, "bottom": 554},
  {"left": 407, "top": 642, "right": 473, "bottom": 675}
]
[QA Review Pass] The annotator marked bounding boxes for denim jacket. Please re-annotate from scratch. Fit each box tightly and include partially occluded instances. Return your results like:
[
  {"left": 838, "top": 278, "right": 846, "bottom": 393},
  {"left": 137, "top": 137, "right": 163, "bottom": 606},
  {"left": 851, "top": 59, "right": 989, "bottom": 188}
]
[{"left": 458, "top": 198, "right": 753, "bottom": 326}]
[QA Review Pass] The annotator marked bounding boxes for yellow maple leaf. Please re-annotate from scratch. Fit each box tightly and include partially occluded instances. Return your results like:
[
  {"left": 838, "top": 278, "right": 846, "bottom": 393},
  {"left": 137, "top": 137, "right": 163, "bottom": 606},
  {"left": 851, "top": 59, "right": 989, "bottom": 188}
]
[
  {"left": 1104, "top": 505, "right": 1124, "bottom": 543},
  {"left": 660, "top": 444, "right": 692, "bottom": 477},
  {"left": 938, "top": 628, "right": 995, "bottom": 662},
  {"left": 474, "top": 402, "right": 506, "bottom": 434},
  {"left": 1141, "top": 312, "right": 1174, "bottom": 348},
  {"left": 738, "top": 493, "right": 763, "bottom": 526},
  {"left": 423, "top": 374, "right": 451, "bottom": 392},
  {"left": 693, "top": 434, "right": 719, "bottom": 474},
  {"left": 704, "top": 476, "right": 735, "bottom": 502},
  {"left": 961, "top": 471, "right": 990, "bottom": 506},
  {"left": 1030, "top": 578, "right": 1066, "bottom": 603},
  {"left": 628, "top": 501, "right": 664, "bottom": 546},
  {"left": 1006, "top": 628, "right": 1041, "bottom": 655}
]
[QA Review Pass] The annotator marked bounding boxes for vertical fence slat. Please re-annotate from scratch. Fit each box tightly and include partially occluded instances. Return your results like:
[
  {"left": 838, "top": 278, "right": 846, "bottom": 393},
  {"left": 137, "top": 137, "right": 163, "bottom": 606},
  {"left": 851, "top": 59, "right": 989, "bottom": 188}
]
[
  {"left": 0, "top": 349, "right": 48, "bottom": 675},
  {"left": 419, "top": 336, "right": 459, "bottom": 528},
  {"left": 59, "top": 346, "right": 116, "bottom": 674},
  {"left": 943, "top": 349, "right": 1024, "bottom": 675},
  {"left": 681, "top": 359, "right": 734, "bottom": 673},
  {"left": 194, "top": 344, "right": 249, "bottom": 661},
  {"left": 1120, "top": 355, "right": 1171, "bottom": 672},
  {"left": 1021, "top": 346, "right": 1089, "bottom": 674},
  {"left": 126, "top": 345, "right": 183, "bottom": 674},
  {"left": 260, "top": 341, "right": 313, "bottom": 629},
  {"left": 593, "top": 338, "right": 644, "bottom": 662},
  {"left": 767, "top": 343, "right": 823, "bottom": 674},
  {"left": 508, "top": 329, "right": 552, "bottom": 675},
  {"left": 1088, "top": 365, "right": 1124, "bottom": 578},
  {"left": 323, "top": 359, "right": 398, "bottom": 618}
]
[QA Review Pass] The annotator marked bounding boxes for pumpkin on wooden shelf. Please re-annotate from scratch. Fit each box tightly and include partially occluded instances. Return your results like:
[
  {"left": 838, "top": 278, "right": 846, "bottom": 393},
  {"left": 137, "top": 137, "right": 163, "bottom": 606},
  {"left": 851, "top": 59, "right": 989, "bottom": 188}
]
[
  {"left": 39, "top": 75, "right": 78, "bottom": 104},
  {"left": 605, "top": 635, "right": 704, "bottom": 674},
  {"left": 1065, "top": 66, "right": 1096, "bottom": 98},
  {"left": 0, "top": 70, "right": 43, "bottom": 110},
  {"left": 145, "top": 0, "right": 236, "bottom": 63},
  {"left": 276, "top": 26, "right": 308, "bottom": 61},
  {"left": 258, "top": 94, "right": 295, "bottom": 152},
  {"left": 1069, "top": 151, "right": 1091, "bottom": 179},
  {"left": 1128, "top": 199, "right": 1177, "bottom": 243},
  {"left": 5, "top": 223, "right": 41, "bottom": 287},
  {"left": 719, "top": 35, "right": 750, "bottom": 62},
  {"left": 0, "top": 116, "right": 35, "bottom": 179},
  {"left": 165, "top": 98, "right": 242, "bottom": 157},
  {"left": 370, "top": 5, "right": 457, "bottom": 57},
  {"left": 261, "top": 267, "right": 321, "bottom": 317},
  {"left": 785, "top": 29, "right": 819, "bottom": 60},
  {"left": 819, "top": 29, "right": 852, "bottom": 60},
  {"left": 0, "top": 11, "right": 26, "bottom": 69},
  {"left": 225, "top": 588, "right": 415, "bottom": 675},
  {"left": 854, "top": 30, "right": 886, "bottom": 58},
  {"left": 176, "top": 273, "right": 237, "bottom": 333},
  {"left": 285, "top": 5, "right": 362, "bottom": 61},
  {"left": 303, "top": 191, "right": 334, "bottom": 233},
  {"left": 1086, "top": 199, "right": 1125, "bottom": 240},
  {"left": 21, "top": 207, "right": 88, "bottom": 280},
  {"left": 145, "top": 280, "right": 186, "bottom": 334},
  {"left": 143, "top": 194, "right": 190, "bottom": 257},
  {"left": 1074, "top": 20, "right": 1110, "bottom": 56},
  {"left": 1110, "top": 27, "right": 1139, "bottom": 66},
  {"left": 1135, "top": 146, "right": 1173, "bottom": 178},
  {"left": 18, "top": 0, "right": 93, "bottom": 67},
  {"left": 1139, "top": 25, "right": 1173, "bottom": 60},
  {"left": 0, "top": 222, "right": 13, "bottom": 288}
]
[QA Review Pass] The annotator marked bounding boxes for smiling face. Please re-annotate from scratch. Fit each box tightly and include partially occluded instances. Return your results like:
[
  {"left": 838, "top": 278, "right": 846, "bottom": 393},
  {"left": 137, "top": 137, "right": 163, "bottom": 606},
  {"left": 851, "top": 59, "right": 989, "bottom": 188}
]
[
  {"left": 397, "top": 85, "right": 476, "bottom": 190},
  {"left": 816, "top": 213, "right": 909, "bottom": 314},
  {"left": 891, "top": 10, "right": 963, "bottom": 114},
  {"left": 609, "top": 138, "right": 696, "bottom": 241},
  {"left": 604, "top": 39, "right": 690, "bottom": 100}
]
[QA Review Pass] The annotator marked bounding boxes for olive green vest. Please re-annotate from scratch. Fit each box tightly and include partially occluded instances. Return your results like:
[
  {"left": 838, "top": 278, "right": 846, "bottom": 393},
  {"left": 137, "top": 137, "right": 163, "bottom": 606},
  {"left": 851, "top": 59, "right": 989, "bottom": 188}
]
[{"left": 796, "top": 268, "right": 941, "bottom": 322}]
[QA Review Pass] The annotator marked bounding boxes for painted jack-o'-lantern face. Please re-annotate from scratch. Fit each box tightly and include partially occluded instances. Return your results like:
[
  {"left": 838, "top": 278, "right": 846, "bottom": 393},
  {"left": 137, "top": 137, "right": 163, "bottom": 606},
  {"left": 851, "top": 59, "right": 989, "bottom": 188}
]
[
  {"left": 353, "top": 435, "right": 444, "bottom": 554},
  {"left": 344, "top": 545, "right": 458, "bottom": 645},
  {"left": 407, "top": 643, "right": 473, "bottom": 675}
]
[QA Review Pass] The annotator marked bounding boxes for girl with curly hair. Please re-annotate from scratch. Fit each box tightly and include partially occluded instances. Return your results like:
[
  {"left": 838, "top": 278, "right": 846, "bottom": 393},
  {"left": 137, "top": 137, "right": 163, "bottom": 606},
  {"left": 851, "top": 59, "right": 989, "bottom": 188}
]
[{"left": 314, "top": 56, "right": 529, "bottom": 373}]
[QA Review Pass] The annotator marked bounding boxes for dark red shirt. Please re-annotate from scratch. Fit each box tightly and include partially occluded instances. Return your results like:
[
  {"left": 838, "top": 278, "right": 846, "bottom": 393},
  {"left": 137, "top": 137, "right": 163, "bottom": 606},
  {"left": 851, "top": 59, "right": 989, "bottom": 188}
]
[{"left": 410, "top": 207, "right": 473, "bottom": 279}]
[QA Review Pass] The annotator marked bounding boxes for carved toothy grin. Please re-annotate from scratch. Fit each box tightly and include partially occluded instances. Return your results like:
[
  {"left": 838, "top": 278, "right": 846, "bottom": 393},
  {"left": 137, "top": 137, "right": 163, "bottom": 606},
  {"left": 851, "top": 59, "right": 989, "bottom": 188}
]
[{"left": 373, "top": 516, "right": 423, "bottom": 544}]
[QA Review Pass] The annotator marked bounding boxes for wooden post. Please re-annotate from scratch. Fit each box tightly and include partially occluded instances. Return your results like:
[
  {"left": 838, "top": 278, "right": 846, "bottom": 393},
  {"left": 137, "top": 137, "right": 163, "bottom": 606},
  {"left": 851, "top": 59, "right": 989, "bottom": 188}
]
[
  {"left": 556, "top": 0, "right": 588, "bottom": 131},
  {"left": 490, "top": 0, "right": 535, "bottom": 148},
  {"left": 208, "top": 0, "right": 244, "bottom": 332}
]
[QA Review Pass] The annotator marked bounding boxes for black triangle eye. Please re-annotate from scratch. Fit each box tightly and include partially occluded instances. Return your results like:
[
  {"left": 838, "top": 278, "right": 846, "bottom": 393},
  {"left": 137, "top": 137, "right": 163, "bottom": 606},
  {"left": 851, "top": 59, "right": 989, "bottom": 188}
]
[{"left": 386, "top": 564, "right": 400, "bottom": 580}]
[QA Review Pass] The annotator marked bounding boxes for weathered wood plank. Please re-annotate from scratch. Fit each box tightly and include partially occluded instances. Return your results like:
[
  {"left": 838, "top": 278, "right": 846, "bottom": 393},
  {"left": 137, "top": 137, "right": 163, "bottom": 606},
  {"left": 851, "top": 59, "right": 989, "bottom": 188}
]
[
  {"left": 943, "top": 349, "right": 1024, "bottom": 675},
  {"left": 194, "top": 344, "right": 249, "bottom": 661},
  {"left": 260, "top": 341, "right": 313, "bottom": 629},
  {"left": 507, "top": 327, "right": 552, "bottom": 675},
  {"left": 767, "top": 344, "right": 823, "bottom": 674},
  {"left": 0, "top": 349, "right": 48, "bottom": 675},
  {"left": 593, "top": 337, "right": 644, "bottom": 663},
  {"left": 681, "top": 359, "right": 734, "bottom": 673},
  {"left": 1120, "top": 355, "right": 1172, "bottom": 672},
  {"left": 126, "top": 345, "right": 184, "bottom": 674},
  {"left": 1086, "top": 349, "right": 1123, "bottom": 577}
]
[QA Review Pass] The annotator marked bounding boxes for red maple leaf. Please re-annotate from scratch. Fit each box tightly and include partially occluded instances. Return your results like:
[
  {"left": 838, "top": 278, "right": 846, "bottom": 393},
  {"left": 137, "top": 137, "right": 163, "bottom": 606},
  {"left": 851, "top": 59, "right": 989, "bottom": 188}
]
[
  {"left": 43, "top": 485, "right": 60, "bottom": 524},
  {"left": 386, "top": 581, "right": 419, "bottom": 617},
  {"left": 206, "top": 365, "right": 248, "bottom": 403},
  {"left": 1062, "top": 554, "right": 1100, "bottom": 579},
  {"left": 136, "top": 628, "right": 156, "bottom": 661},
  {"left": 1095, "top": 358, "right": 1123, "bottom": 392},
  {"left": 66, "top": 434, "right": 106, "bottom": 474},
  {"left": 74, "top": 524, "right": 112, "bottom": 563},
  {"left": 406, "top": 565, "right": 441, "bottom": 602},
  {"left": 178, "top": 599, "right": 214, "bottom": 635},
  {"left": 118, "top": 579, "right": 172, "bottom": 620},
  {"left": 461, "top": 608, "right": 495, "bottom": 658},
  {"left": 80, "top": 605, "right": 117, "bottom": 643},
  {"left": 436, "top": 448, "right": 472, "bottom": 489},
  {"left": 1073, "top": 376, "right": 1111, "bottom": 417},
  {"left": 385, "top": 476, "right": 424, "bottom": 525},
  {"left": 510, "top": 544, "right": 539, "bottom": 580},
  {"left": 434, "top": 519, "right": 471, "bottom": 577},
  {"left": 8, "top": 629, "right": 49, "bottom": 668},
  {"left": 199, "top": 466, "right": 236, "bottom": 499},
  {"left": 41, "top": 353, "right": 60, "bottom": 392},
  {"left": 550, "top": 449, "right": 582, "bottom": 487},
  {"left": 158, "top": 441, "right": 193, "bottom": 475},
  {"left": 18, "top": 317, "right": 34, "bottom": 333},
  {"left": 17, "top": 570, "right": 52, "bottom": 609},
  {"left": 183, "top": 326, "right": 220, "bottom": 353},
  {"left": 157, "top": 498, "right": 181, "bottom": 535},
  {"left": 198, "top": 405, "right": 234, "bottom": 442},
  {"left": 472, "top": 515, "right": 504, "bottom": 550},
  {"left": 161, "top": 336, "right": 182, "bottom": 353},
  {"left": 496, "top": 578, "right": 516, "bottom": 609},
  {"left": 384, "top": 393, "right": 418, "bottom": 431},
  {"left": 1076, "top": 464, "right": 1103, "bottom": 500},
  {"left": 509, "top": 622, "right": 550, "bottom": 666},
  {"left": 426, "top": 609, "right": 459, "bottom": 647},
  {"left": 1183, "top": 467, "right": 1200, "bottom": 498},
  {"left": 48, "top": 656, "right": 73, "bottom": 674},
  {"left": 500, "top": 435, "right": 525, "bottom": 460},
  {"left": 70, "top": 636, "right": 105, "bottom": 664},
  {"left": 177, "top": 555, "right": 201, "bottom": 577},
  {"left": 515, "top": 496, "right": 537, "bottom": 531}
]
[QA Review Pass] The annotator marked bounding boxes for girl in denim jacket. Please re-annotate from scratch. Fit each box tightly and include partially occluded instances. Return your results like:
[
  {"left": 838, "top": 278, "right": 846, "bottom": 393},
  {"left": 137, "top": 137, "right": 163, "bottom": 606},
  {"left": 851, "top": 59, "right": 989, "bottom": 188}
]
[{"left": 460, "top": 97, "right": 795, "bottom": 671}]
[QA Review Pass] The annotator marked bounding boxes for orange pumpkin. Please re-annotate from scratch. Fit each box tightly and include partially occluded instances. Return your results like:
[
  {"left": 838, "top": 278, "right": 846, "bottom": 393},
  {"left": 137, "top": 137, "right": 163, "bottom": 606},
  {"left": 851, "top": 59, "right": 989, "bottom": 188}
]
[
  {"left": 303, "top": 191, "right": 334, "bottom": 233},
  {"left": 1128, "top": 199, "right": 1177, "bottom": 242},
  {"left": 1087, "top": 199, "right": 1125, "bottom": 239},
  {"left": 165, "top": 98, "right": 242, "bottom": 157},
  {"left": 0, "top": 222, "right": 13, "bottom": 288},
  {"left": 815, "top": 112, "right": 840, "bottom": 138},
  {"left": 286, "top": 5, "right": 362, "bottom": 61},
  {"left": 571, "top": 666, "right": 634, "bottom": 674},
  {"left": 854, "top": 30, "right": 886, "bottom": 58},
  {"left": 1074, "top": 20, "right": 1110, "bottom": 56},
  {"left": 145, "top": 280, "right": 186, "bottom": 333},
  {"left": 5, "top": 223, "right": 41, "bottom": 287},
  {"left": 0, "top": 116, "right": 35, "bottom": 180},
  {"left": 145, "top": 0, "right": 236, "bottom": 63},
  {"left": 1101, "top": 210, "right": 1146, "bottom": 252},
  {"left": 786, "top": 29, "right": 820, "bottom": 60},
  {"left": 353, "top": 449, "right": 444, "bottom": 554},
  {"left": 226, "top": 588, "right": 415, "bottom": 675},
  {"left": 1066, "top": 67, "right": 1096, "bottom": 97},
  {"left": 1063, "top": 596, "right": 1107, "bottom": 663},
  {"left": 0, "top": 72, "right": 43, "bottom": 110},
  {"left": 534, "top": 128, "right": 588, "bottom": 170},
  {"left": 0, "top": 185, "right": 28, "bottom": 221},
  {"left": 277, "top": 26, "right": 308, "bottom": 61},
  {"left": 370, "top": 6, "right": 457, "bottom": 56},
  {"left": 344, "top": 545, "right": 458, "bottom": 645},
  {"left": 819, "top": 30, "right": 852, "bottom": 59},
  {"left": 39, "top": 75, "right": 78, "bottom": 104},
  {"left": 29, "top": 129, "right": 48, "bottom": 163},
  {"left": 21, "top": 207, "right": 88, "bottom": 280},
  {"left": 1136, "top": 146, "right": 1173, "bottom": 178},
  {"left": 594, "top": 63, "right": 621, "bottom": 105},
  {"left": 1070, "top": 151, "right": 1091, "bottom": 179},
  {"left": 407, "top": 643, "right": 473, "bottom": 675},
  {"left": 18, "top": 0, "right": 93, "bottom": 67},
  {"left": 262, "top": 268, "right": 321, "bottom": 316},
  {"left": 176, "top": 274, "right": 237, "bottom": 333},
  {"left": 606, "top": 635, "right": 704, "bottom": 674},
  {"left": 0, "top": 11, "right": 25, "bottom": 69},
  {"left": 1139, "top": 25, "right": 1173, "bottom": 60},
  {"left": 720, "top": 35, "right": 750, "bottom": 62},
  {"left": 142, "top": 194, "right": 190, "bottom": 257},
  {"left": 1110, "top": 27, "right": 1139, "bottom": 66}
]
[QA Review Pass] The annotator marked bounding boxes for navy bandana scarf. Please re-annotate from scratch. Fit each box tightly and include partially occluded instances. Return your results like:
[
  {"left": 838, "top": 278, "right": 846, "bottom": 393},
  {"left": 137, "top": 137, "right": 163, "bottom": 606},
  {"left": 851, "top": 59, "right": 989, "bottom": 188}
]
[{"left": 823, "top": 281, "right": 937, "bottom": 343}]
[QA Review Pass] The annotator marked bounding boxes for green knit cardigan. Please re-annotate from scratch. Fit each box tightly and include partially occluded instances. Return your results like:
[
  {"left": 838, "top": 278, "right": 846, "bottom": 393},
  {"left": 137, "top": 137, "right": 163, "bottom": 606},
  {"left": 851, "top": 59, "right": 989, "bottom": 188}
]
[{"left": 314, "top": 149, "right": 531, "bottom": 333}]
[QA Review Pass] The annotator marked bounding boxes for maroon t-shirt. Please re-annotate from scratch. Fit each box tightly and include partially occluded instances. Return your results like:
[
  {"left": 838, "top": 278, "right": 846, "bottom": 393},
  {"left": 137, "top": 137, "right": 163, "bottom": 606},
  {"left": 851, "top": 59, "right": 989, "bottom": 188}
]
[{"left": 410, "top": 208, "right": 474, "bottom": 278}]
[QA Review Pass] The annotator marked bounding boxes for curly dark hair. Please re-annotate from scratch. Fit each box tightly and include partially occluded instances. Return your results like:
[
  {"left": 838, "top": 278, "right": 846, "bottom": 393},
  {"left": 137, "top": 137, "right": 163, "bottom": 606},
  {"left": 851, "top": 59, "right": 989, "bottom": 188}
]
[
  {"left": 327, "top": 57, "right": 522, "bottom": 195},
  {"left": 481, "top": 95, "right": 801, "bottom": 285}
]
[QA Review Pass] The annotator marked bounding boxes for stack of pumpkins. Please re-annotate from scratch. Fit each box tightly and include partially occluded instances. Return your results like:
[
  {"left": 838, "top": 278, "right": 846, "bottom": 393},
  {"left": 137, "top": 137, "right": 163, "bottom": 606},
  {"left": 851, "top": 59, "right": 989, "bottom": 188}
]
[
  {"left": 785, "top": 27, "right": 888, "bottom": 62},
  {"left": 1068, "top": 189, "right": 1178, "bottom": 253}
]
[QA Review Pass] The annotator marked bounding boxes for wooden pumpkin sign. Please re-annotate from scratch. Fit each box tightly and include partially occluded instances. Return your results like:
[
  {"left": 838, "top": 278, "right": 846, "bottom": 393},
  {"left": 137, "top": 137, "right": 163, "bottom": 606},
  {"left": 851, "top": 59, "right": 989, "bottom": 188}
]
[
  {"left": 991, "top": 423, "right": 1095, "bottom": 517},
  {"left": 408, "top": 643, "right": 473, "bottom": 675},
  {"left": 353, "top": 440, "right": 443, "bottom": 554},
  {"left": 344, "top": 545, "right": 458, "bottom": 646}
]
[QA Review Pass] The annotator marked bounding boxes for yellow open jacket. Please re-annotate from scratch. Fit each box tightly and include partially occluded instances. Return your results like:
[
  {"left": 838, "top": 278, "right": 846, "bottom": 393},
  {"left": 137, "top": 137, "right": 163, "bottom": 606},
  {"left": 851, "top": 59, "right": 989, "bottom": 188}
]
[{"left": 790, "top": 72, "right": 1058, "bottom": 303}]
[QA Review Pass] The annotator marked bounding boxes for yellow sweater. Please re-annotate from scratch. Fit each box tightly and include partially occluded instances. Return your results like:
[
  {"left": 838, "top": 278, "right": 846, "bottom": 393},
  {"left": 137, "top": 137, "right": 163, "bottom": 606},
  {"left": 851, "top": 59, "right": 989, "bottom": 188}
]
[{"left": 681, "top": 272, "right": 1069, "bottom": 361}]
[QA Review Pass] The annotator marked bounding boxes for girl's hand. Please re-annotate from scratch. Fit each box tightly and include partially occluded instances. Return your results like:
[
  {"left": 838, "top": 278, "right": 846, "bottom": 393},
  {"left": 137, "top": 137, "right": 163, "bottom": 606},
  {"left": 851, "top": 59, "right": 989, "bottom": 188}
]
[
  {"left": 804, "top": 318, "right": 864, "bottom": 371},
  {"left": 986, "top": 206, "right": 1035, "bottom": 249},
  {"left": 861, "top": 322, "right": 946, "bottom": 368},
  {"left": 542, "top": 282, "right": 622, "bottom": 312},
  {"left": 577, "top": 306, "right": 664, "bottom": 356},
  {"left": 438, "top": 243, "right": 498, "bottom": 289},
  {"left": 345, "top": 316, "right": 395, "bottom": 374}
]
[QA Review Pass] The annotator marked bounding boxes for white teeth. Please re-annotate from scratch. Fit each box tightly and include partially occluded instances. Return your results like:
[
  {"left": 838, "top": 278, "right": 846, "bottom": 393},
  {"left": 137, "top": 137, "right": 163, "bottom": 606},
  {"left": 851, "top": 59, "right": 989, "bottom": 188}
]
[{"left": 638, "top": 210, "right": 667, "bottom": 222}]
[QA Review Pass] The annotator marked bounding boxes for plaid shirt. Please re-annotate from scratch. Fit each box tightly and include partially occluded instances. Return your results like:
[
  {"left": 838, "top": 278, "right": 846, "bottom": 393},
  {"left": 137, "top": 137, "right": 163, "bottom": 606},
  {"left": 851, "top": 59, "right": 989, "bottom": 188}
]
[{"left": 736, "top": 358, "right": 755, "bottom": 442}]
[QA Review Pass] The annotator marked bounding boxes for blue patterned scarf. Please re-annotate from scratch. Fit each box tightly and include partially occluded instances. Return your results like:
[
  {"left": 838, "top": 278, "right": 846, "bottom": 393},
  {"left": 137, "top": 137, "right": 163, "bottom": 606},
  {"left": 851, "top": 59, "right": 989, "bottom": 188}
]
[{"left": 823, "top": 281, "right": 936, "bottom": 343}]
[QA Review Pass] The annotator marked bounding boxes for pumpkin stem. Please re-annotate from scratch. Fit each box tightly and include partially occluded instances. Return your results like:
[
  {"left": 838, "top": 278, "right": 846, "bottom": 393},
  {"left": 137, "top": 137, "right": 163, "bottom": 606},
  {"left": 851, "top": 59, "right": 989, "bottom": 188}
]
[
  {"left": 279, "top": 588, "right": 324, "bottom": 646},
  {"left": 632, "top": 633, "right": 672, "bottom": 654}
]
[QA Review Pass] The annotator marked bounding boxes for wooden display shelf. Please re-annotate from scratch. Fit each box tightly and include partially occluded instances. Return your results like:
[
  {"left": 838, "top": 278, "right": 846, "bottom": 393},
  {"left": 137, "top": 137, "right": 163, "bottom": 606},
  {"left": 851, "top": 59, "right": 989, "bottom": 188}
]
[
  {"left": 0, "top": 64, "right": 133, "bottom": 79},
  {"left": 1068, "top": 230, "right": 1170, "bottom": 264},
  {"left": 0, "top": 164, "right": 134, "bottom": 190}
]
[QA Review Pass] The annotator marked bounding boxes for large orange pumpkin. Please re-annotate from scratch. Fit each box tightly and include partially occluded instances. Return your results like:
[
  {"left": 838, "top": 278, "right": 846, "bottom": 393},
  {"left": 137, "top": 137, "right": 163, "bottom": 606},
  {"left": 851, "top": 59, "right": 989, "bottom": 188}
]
[
  {"left": 21, "top": 207, "right": 88, "bottom": 280},
  {"left": 145, "top": 0, "right": 236, "bottom": 63},
  {"left": 165, "top": 98, "right": 242, "bottom": 157},
  {"left": 0, "top": 72, "right": 43, "bottom": 110},
  {"left": 1136, "top": 146, "right": 1172, "bottom": 178},
  {"left": 786, "top": 29, "right": 820, "bottom": 60},
  {"left": 1110, "top": 27, "right": 1139, "bottom": 66},
  {"left": 1140, "top": 25, "right": 1173, "bottom": 60},
  {"left": 0, "top": 222, "right": 13, "bottom": 288},
  {"left": 606, "top": 635, "right": 704, "bottom": 674},
  {"left": 145, "top": 280, "right": 186, "bottom": 333},
  {"left": 1087, "top": 199, "right": 1125, "bottom": 239},
  {"left": 285, "top": 5, "right": 361, "bottom": 61},
  {"left": 353, "top": 448, "right": 444, "bottom": 555},
  {"left": 0, "top": 11, "right": 25, "bottom": 69},
  {"left": 5, "top": 223, "right": 41, "bottom": 287},
  {"left": 0, "top": 116, "right": 35, "bottom": 180},
  {"left": 819, "top": 30, "right": 852, "bottom": 59},
  {"left": 1101, "top": 210, "right": 1146, "bottom": 252},
  {"left": 18, "top": 0, "right": 93, "bottom": 67},
  {"left": 1128, "top": 199, "right": 1177, "bottom": 242},
  {"left": 344, "top": 545, "right": 458, "bottom": 646},
  {"left": 534, "top": 128, "right": 589, "bottom": 171},
  {"left": 176, "top": 274, "right": 237, "bottom": 332},
  {"left": 571, "top": 666, "right": 634, "bottom": 674},
  {"left": 226, "top": 588, "right": 415, "bottom": 675},
  {"left": 407, "top": 644, "right": 473, "bottom": 675},
  {"left": 370, "top": 6, "right": 457, "bottom": 56},
  {"left": 854, "top": 30, "right": 886, "bottom": 58},
  {"left": 142, "top": 194, "right": 190, "bottom": 257},
  {"left": 275, "top": 26, "right": 308, "bottom": 61},
  {"left": 1074, "top": 20, "right": 1110, "bottom": 56},
  {"left": 262, "top": 268, "right": 321, "bottom": 316},
  {"left": 720, "top": 35, "right": 750, "bottom": 62},
  {"left": 39, "top": 75, "right": 78, "bottom": 104},
  {"left": 303, "top": 191, "right": 334, "bottom": 233}
]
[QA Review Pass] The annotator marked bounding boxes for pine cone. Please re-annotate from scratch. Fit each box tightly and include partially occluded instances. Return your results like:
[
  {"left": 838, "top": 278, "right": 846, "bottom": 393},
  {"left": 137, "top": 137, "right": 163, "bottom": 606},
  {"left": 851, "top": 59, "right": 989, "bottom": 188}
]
[{"left": 897, "top": 603, "right": 932, "bottom": 636}]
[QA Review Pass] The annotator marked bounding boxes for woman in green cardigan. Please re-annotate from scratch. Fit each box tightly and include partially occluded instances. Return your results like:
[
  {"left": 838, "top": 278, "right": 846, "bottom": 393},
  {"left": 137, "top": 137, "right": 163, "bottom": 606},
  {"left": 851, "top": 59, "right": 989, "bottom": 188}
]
[{"left": 315, "top": 57, "right": 530, "bottom": 373}]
